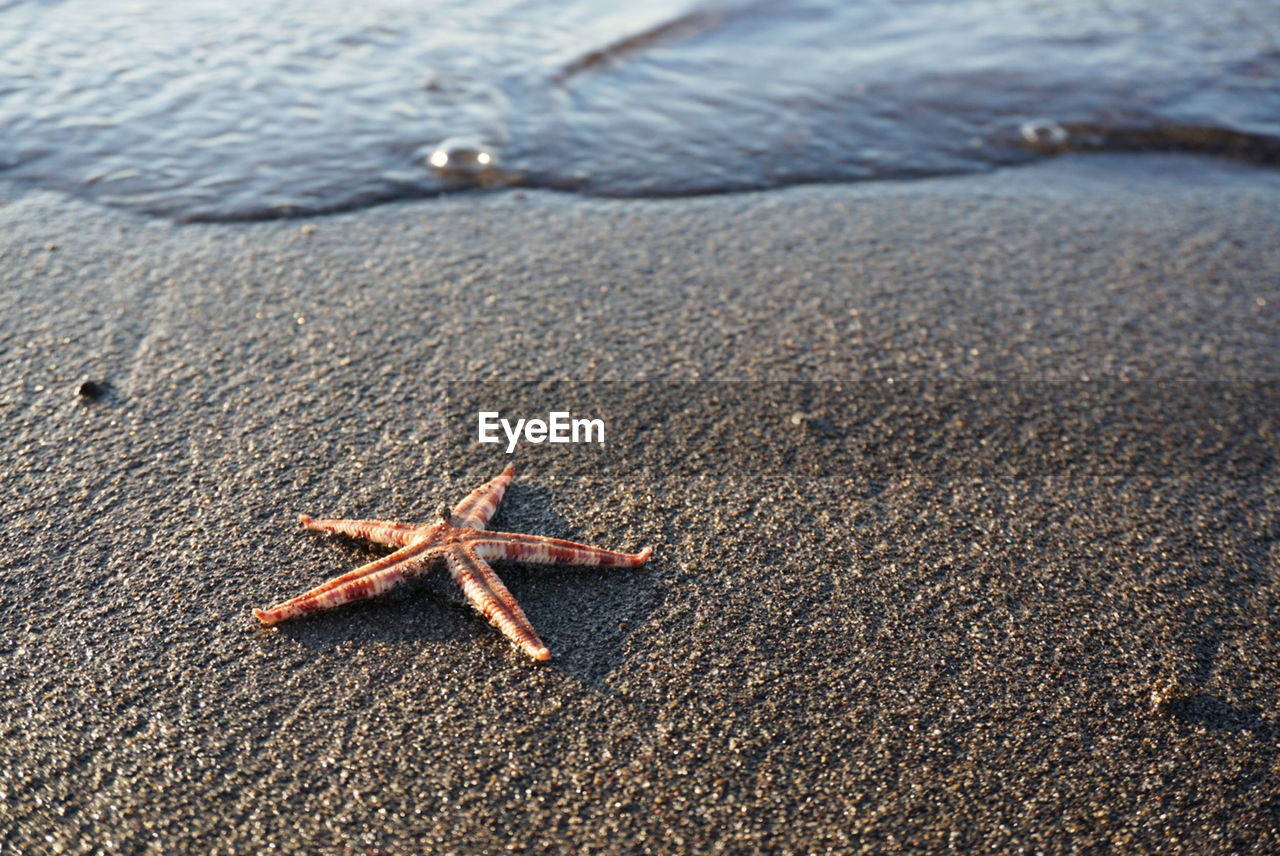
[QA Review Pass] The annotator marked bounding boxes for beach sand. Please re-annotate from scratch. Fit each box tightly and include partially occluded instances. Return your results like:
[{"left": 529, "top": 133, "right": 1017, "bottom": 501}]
[{"left": 2, "top": 154, "right": 1278, "bottom": 853}]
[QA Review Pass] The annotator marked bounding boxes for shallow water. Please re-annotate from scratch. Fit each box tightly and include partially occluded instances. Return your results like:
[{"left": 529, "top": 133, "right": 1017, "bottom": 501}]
[{"left": 2, "top": 0, "right": 1277, "bottom": 220}]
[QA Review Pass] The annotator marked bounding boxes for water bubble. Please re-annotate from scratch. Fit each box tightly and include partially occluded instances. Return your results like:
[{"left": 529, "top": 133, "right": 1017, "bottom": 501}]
[
  {"left": 1019, "top": 119, "right": 1069, "bottom": 150},
  {"left": 419, "top": 137, "right": 498, "bottom": 178}
]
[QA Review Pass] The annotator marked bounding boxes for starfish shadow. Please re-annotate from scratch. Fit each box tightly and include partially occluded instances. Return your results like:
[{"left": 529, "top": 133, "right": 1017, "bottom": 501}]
[
  {"left": 259, "top": 563, "right": 478, "bottom": 652},
  {"left": 474, "top": 481, "right": 666, "bottom": 683}
]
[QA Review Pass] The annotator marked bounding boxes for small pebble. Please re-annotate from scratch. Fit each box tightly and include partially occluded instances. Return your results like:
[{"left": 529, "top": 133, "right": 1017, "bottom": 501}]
[{"left": 77, "top": 380, "right": 108, "bottom": 400}]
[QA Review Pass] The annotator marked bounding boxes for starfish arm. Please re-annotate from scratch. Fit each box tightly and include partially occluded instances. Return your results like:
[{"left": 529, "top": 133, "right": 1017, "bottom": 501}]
[
  {"left": 299, "top": 515, "right": 420, "bottom": 548},
  {"left": 445, "top": 547, "right": 550, "bottom": 661},
  {"left": 458, "top": 546, "right": 545, "bottom": 654},
  {"left": 473, "top": 531, "right": 652, "bottom": 567},
  {"left": 253, "top": 541, "right": 432, "bottom": 625},
  {"left": 450, "top": 463, "right": 515, "bottom": 530}
]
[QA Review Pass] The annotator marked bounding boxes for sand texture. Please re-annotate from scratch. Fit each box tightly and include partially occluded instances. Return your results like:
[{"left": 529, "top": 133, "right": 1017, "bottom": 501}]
[{"left": 2, "top": 155, "right": 1279, "bottom": 854}]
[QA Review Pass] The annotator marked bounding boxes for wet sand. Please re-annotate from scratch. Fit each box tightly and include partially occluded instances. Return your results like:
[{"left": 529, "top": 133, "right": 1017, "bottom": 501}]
[{"left": 2, "top": 154, "right": 1278, "bottom": 854}]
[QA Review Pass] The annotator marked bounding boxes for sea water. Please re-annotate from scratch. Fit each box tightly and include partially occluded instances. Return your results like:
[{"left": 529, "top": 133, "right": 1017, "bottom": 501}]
[{"left": 2, "top": 0, "right": 1277, "bottom": 220}]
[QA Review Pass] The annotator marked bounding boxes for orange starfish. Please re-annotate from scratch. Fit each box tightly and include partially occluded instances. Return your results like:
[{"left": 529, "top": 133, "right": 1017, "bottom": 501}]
[{"left": 254, "top": 465, "right": 651, "bottom": 660}]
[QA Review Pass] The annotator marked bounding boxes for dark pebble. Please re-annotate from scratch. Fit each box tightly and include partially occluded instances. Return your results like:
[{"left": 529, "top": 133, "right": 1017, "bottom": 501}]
[{"left": 76, "top": 380, "right": 108, "bottom": 400}]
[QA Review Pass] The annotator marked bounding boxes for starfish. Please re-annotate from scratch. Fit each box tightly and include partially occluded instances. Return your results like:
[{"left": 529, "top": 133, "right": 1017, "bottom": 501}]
[{"left": 254, "top": 464, "right": 651, "bottom": 660}]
